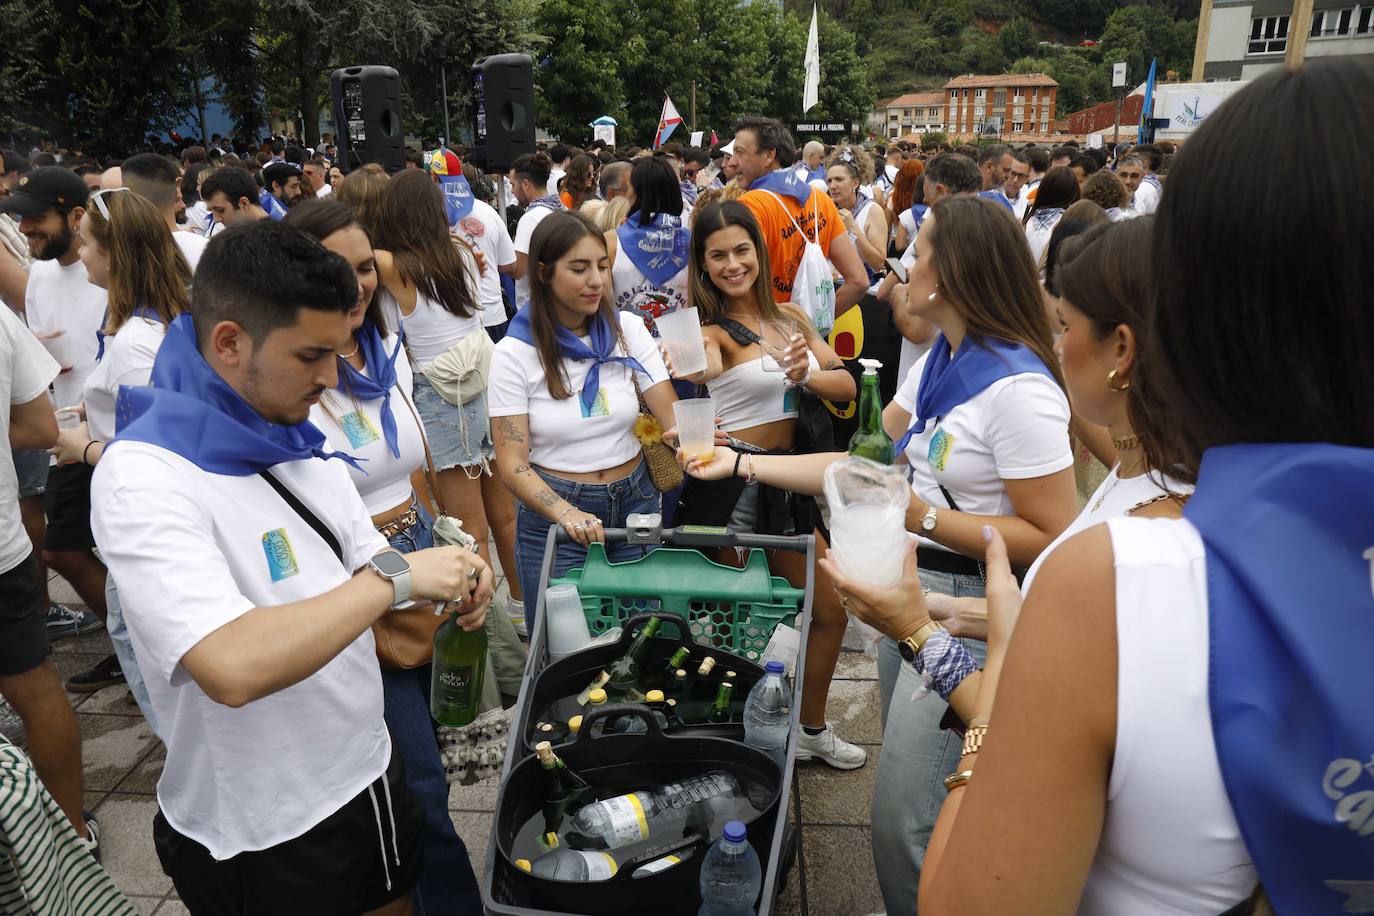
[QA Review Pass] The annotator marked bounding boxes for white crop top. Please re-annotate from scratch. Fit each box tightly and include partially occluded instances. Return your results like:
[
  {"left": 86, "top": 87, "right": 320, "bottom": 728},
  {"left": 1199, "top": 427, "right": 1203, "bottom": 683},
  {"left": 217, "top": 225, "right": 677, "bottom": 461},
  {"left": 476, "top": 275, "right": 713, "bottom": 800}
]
[
  {"left": 382, "top": 247, "right": 483, "bottom": 367},
  {"left": 1076, "top": 516, "right": 1253, "bottom": 915},
  {"left": 706, "top": 350, "right": 820, "bottom": 433},
  {"left": 310, "top": 336, "right": 424, "bottom": 516},
  {"left": 487, "top": 311, "right": 669, "bottom": 473}
]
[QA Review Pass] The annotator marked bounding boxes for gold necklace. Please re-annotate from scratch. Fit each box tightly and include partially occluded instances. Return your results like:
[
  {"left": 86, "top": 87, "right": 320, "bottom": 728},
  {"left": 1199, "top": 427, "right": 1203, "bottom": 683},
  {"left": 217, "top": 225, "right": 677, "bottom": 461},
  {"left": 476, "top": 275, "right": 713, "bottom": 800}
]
[
  {"left": 1112, "top": 433, "right": 1140, "bottom": 451},
  {"left": 1091, "top": 457, "right": 1146, "bottom": 513}
]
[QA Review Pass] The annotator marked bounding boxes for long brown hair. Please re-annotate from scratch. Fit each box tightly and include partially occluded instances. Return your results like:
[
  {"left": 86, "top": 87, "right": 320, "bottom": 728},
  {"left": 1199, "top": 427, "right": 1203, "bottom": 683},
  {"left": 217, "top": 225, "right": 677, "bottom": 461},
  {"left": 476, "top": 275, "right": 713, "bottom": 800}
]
[
  {"left": 283, "top": 197, "right": 388, "bottom": 334},
  {"left": 926, "top": 195, "right": 1064, "bottom": 391},
  {"left": 527, "top": 211, "right": 626, "bottom": 401},
  {"left": 688, "top": 201, "right": 787, "bottom": 324},
  {"left": 85, "top": 192, "right": 190, "bottom": 333},
  {"left": 374, "top": 168, "right": 478, "bottom": 319},
  {"left": 333, "top": 164, "right": 388, "bottom": 244},
  {"left": 562, "top": 154, "right": 598, "bottom": 210}
]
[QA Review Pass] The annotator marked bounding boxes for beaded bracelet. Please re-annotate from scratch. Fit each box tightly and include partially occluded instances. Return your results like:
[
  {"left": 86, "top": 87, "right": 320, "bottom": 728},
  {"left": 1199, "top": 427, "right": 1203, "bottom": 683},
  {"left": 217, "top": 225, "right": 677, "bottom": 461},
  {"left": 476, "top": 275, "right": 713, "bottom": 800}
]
[{"left": 915, "top": 630, "right": 979, "bottom": 703}]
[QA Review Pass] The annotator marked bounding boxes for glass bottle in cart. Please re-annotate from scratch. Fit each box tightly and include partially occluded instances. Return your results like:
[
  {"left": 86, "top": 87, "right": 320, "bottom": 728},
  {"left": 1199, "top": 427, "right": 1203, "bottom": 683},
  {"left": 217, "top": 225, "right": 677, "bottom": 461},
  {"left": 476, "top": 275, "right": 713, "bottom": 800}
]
[{"left": 430, "top": 610, "right": 487, "bottom": 726}]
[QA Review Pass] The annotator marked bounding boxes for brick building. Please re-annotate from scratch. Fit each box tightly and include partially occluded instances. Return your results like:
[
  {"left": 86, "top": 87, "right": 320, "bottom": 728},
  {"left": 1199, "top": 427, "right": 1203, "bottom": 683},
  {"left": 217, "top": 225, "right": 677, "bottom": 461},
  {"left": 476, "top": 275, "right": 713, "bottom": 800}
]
[{"left": 942, "top": 73, "right": 1059, "bottom": 140}]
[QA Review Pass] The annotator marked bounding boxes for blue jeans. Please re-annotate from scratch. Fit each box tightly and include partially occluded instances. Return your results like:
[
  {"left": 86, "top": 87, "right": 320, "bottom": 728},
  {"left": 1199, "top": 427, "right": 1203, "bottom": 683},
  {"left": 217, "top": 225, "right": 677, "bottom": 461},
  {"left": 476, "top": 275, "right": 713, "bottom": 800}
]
[
  {"left": 381, "top": 505, "right": 483, "bottom": 915},
  {"left": 871, "top": 567, "right": 987, "bottom": 916},
  {"left": 513, "top": 459, "right": 660, "bottom": 628},
  {"left": 106, "top": 577, "right": 159, "bottom": 739}
]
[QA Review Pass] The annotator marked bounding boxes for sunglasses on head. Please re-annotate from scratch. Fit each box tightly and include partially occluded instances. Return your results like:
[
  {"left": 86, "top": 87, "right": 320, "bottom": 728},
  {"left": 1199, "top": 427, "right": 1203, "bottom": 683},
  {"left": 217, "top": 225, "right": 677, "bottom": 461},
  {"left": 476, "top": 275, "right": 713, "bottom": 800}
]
[{"left": 90, "top": 187, "right": 132, "bottom": 221}]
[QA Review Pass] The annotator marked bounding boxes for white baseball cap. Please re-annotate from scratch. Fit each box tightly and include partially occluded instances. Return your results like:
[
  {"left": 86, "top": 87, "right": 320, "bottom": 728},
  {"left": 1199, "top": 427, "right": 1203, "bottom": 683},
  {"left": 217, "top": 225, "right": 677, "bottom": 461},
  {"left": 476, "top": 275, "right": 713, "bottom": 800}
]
[{"left": 721, "top": 140, "right": 735, "bottom": 155}]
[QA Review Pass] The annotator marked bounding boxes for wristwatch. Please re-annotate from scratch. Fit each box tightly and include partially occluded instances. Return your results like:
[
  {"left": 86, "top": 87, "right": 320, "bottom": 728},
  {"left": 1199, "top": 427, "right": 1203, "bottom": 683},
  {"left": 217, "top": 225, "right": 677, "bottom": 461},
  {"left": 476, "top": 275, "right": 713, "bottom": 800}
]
[
  {"left": 920, "top": 504, "right": 939, "bottom": 533},
  {"left": 897, "top": 619, "right": 946, "bottom": 665},
  {"left": 368, "top": 550, "right": 413, "bottom": 608}
]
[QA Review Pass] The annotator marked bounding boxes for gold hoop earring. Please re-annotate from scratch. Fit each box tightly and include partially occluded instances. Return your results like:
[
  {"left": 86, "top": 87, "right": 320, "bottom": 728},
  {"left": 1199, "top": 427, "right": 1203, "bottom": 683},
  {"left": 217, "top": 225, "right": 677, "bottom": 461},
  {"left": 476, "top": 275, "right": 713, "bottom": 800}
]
[{"left": 1107, "top": 369, "right": 1131, "bottom": 391}]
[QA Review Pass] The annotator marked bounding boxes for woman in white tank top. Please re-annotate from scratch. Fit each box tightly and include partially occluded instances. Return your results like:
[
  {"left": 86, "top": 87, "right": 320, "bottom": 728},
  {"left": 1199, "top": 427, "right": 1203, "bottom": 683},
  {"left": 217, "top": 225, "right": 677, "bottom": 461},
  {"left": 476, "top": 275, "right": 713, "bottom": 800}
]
[
  {"left": 674, "top": 200, "right": 869, "bottom": 771},
  {"left": 820, "top": 64, "right": 1374, "bottom": 914},
  {"left": 605, "top": 157, "right": 691, "bottom": 346},
  {"left": 373, "top": 170, "right": 504, "bottom": 598}
]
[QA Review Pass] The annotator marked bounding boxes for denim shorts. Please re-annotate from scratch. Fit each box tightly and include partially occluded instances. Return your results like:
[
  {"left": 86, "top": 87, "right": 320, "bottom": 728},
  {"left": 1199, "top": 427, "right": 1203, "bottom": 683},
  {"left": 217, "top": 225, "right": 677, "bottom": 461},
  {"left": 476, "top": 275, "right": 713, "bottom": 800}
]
[
  {"left": 13, "top": 448, "right": 49, "bottom": 499},
  {"left": 410, "top": 373, "right": 494, "bottom": 473}
]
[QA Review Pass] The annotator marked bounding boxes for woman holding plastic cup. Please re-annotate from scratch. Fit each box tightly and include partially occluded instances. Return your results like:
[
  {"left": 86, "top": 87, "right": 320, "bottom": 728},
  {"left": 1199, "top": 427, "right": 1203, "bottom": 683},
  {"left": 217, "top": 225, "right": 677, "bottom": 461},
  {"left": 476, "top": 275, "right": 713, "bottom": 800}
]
[
  {"left": 673, "top": 201, "right": 865, "bottom": 771},
  {"left": 489, "top": 211, "right": 680, "bottom": 624}
]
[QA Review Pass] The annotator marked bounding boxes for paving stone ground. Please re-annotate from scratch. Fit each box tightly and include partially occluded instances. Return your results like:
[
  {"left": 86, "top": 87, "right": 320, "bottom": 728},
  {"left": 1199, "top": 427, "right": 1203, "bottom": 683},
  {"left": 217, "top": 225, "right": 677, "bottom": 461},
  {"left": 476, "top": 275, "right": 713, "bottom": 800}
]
[{"left": 48, "top": 557, "right": 885, "bottom": 916}]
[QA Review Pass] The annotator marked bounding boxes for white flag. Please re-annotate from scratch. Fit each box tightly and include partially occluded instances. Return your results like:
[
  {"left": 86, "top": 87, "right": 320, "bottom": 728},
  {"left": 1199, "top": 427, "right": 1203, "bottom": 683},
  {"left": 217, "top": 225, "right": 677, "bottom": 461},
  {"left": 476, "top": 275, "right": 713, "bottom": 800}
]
[{"left": 803, "top": 4, "right": 820, "bottom": 114}]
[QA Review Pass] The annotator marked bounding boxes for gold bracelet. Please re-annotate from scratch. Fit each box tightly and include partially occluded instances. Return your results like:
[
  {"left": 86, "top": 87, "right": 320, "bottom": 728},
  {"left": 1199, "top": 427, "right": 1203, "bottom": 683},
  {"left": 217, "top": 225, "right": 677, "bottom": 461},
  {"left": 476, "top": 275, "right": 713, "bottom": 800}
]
[
  {"left": 943, "top": 769, "right": 974, "bottom": 792},
  {"left": 961, "top": 725, "right": 987, "bottom": 758}
]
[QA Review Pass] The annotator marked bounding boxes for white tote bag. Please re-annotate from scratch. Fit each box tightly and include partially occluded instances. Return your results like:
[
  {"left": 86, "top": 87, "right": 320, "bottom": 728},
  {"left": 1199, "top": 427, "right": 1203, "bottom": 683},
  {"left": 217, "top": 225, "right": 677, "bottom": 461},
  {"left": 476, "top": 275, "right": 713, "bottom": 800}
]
[{"left": 762, "top": 189, "right": 837, "bottom": 335}]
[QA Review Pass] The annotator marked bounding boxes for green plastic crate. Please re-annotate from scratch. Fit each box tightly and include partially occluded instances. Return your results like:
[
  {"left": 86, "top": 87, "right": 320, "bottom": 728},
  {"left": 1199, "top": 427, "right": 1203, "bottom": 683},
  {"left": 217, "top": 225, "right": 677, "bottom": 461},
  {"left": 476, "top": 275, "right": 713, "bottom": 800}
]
[{"left": 547, "top": 544, "right": 805, "bottom": 662}]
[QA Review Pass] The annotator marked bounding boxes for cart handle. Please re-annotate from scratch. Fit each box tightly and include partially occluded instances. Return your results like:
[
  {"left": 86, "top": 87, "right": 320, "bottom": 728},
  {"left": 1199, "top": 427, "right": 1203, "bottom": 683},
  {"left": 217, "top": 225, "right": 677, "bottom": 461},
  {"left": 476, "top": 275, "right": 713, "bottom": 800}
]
[{"left": 553, "top": 522, "right": 812, "bottom": 554}]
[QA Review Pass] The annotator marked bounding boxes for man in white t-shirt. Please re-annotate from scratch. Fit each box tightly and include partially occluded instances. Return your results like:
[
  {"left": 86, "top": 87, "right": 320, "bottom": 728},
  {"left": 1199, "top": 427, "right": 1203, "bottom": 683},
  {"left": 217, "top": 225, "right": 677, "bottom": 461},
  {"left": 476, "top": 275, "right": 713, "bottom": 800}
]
[
  {"left": 546, "top": 143, "right": 574, "bottom": 192},
  {"left": 122, "top": 153, "right": 208, "bottom": 271},
  {"left": 1, "top": 167, "right": 118, "bottom": 693},
  {"left": 303, "top": 157, "right": 332, "bottom": 197},
  {"left": 92, "top": 222, "right": 492, "bottom": 913},
  {"left": 201, "top": 166, "right": 268, "bottom": 228},
  {"left": 453, "top": 193, "right": 516, "bottom": 337},
  {"left": 1125, "top": 144, "right": 1163, "bottom": 215},
  {"left": 508, "top": 153, "right": 563, "bottom": 313},
  {"left": 1003, "top": 153, "right": 1032, "bottom": 221},
  {"left": 0, "top": 303, "right": 100, "bottom": 857}
]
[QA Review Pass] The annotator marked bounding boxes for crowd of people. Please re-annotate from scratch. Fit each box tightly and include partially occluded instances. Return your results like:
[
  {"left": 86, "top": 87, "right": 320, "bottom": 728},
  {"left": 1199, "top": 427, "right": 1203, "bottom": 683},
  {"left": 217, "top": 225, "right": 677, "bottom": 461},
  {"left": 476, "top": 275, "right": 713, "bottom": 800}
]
[{"left": 0, "top": 56, "right": 1368, "bottom": 916}]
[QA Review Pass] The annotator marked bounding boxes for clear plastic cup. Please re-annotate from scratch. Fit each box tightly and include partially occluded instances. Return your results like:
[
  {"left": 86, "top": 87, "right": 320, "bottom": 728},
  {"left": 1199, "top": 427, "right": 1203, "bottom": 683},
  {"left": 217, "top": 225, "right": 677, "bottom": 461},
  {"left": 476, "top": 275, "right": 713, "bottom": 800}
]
[
  {"left": 545, "top": 583, "right": 593, "bottom": 660},
  {"left": 654, "top": 307, "right": 708, "bottom": 378},
  {"left": 54, "top": 409, "right": 81, "bottom": 430},
  {"left": 823, "top": 457, "right": 912, "bottom": 589},
  {"left": 673, "top": 398, "right": 716, "bottom": 464},
  {"left": 759, "top": 319, "right": 800, "bottom": 373}
]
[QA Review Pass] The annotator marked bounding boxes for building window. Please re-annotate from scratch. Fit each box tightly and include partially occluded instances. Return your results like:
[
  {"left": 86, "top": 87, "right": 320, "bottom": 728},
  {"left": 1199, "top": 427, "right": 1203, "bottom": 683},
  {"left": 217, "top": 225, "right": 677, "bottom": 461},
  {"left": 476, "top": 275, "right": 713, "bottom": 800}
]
[
  {"left": 993, "top": 89, "right": 1007, "bottom": 108},
  {"left": 974, "top": 88, "right": 986, "bottom": 99},
  {"left": 1311, "top": 7, "right": 1354, "bottom": 36},
  {"left": 889, "top": 114, "right": 898, "bottom": 121},
  {"left": 1249, "top": 15, "right": 1290, "bottom": 53},
  {"left": 1359, "top": 6, "right": 1373, "bottom": 32},
  {"left": 1012, "top": 121, "right": 1024, "bottom": 132}
]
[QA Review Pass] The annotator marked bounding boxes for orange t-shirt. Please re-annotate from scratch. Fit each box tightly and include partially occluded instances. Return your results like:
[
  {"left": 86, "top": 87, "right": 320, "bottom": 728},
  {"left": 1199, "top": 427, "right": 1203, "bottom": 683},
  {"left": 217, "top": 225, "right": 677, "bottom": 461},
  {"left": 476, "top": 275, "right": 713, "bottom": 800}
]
[{"left": 741, "top": 186, "right": 846, "bottom": 303}]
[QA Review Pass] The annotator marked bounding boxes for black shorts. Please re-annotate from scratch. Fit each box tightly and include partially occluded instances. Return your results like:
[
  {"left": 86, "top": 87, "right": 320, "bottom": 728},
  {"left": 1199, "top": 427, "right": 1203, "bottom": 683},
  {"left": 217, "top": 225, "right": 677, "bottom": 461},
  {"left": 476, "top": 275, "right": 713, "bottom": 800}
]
[
  {"left": 0, "top": 553, "right": 51, "bottom": 677},
  {"left": 43, "top": 462, "right": 95, "bottom": 552},
  {"left": 154, "top": 751, "right": 424, "bottom": 915}
]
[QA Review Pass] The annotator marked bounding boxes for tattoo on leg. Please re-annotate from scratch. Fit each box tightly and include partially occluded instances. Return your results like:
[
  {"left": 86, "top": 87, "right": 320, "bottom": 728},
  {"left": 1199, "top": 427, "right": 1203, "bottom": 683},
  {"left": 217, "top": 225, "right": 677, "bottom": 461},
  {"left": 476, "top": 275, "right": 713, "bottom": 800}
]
[{"left": 495, "top": 417, "right": 526, "bottom": 443}]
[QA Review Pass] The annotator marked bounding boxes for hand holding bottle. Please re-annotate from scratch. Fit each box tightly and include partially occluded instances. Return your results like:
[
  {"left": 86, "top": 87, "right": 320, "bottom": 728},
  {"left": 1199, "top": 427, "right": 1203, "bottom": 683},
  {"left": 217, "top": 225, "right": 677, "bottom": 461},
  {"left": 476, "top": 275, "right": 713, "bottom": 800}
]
[{"left": 408, "top": 546, "right": 492, "bottom": 631}]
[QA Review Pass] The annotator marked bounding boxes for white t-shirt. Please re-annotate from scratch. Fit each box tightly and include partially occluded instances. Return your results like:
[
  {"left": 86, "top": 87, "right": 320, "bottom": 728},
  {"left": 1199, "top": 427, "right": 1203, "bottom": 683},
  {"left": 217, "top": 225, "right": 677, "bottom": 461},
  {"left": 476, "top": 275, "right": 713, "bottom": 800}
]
[
  {"left": 0, "top": 307, "right": 59, "bottom": 574},
  {"left": 453, "top": 199, "right": 516, "bottom": 327},
  {"left": 316, "top": 184, "right": 333, "bottom": 198},
  {"left": 512, "top": 206, "right": 555, "bottom": 312},
  {"left": 173, "top": 230, "right": 209, "bottom": 272},
  {"left": 894, "top": 352, "right": 1072, "bottom": 554},
  {"left": 24, "top": 258, "right": 108, "bottom": 411},
  {"left": 310, "top": 338, "right": 425, "bottom": 515},
  {"left": 1025, "top": 211, "right": 1063, "bottom": 267},
  {"left": 1130, "top": 177, "right": 1161, "bottom": 215},
  {"left": 91, "top": 444, "right": 390, "bottom": 861},
  {"left": 83, "top": 316, "right": 166, "bottom": 441},
  {"left": 487, "top": 311, "right": 669, "bottom": 473},
  {"left": 549, "top": 167, "right": 566, "bottom": 191}
]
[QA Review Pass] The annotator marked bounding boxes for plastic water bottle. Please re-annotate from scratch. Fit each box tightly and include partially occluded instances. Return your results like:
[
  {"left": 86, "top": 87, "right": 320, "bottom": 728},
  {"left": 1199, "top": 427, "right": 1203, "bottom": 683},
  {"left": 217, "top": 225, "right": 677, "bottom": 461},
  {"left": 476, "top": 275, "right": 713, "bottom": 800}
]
[
  {"left": 697, "top": 820, "right": 761, "bottom": 915},
  {"left": 742, "top": 661, "right": 791, "bottom": 770},
  {"left": 514, "top": 832, "right": 618, "bottom": 882},
  {"left": 566, "top": 771, "right": 744, "bottom": 849}
]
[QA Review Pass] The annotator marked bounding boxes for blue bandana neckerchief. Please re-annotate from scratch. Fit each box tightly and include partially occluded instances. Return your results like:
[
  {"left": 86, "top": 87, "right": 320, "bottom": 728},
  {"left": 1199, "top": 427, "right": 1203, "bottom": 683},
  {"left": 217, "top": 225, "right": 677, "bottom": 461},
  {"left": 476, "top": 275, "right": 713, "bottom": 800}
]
[
  {"left": 336, "top": 321, "right": 404, "bottom": 458},
  {"left": 1105, "top": 207, "right": 1122, "bottom": 220},
  {"left": 1030, "top": 206, "right": 1065, "bottom": 231},
  {"left": 1184, "top": 443, "right": 1374, "bottom": 916},
  {"left": 979, "top": 188, "right": 1015, "bottom": 214},
  {"left": 440, "top": 174, "right": 475, "bottom": 225},
  {"left": 616, "top": 212, "right": 691, "bottom": 288},
  {"left": 505, "top": 309, "right": 645, "bottom": 417},
  {"left": 748, "top": 168, "right": 813, "bottom": 206},
  {"left": 1142, "top": 172, "right": 1162, "bottom": 193},
  {"left": 894, "top": 332, "right": 1056, "bottom": 454},
  {"left": 259, "top": 188, "right": 288, "bottom": 221},
  {"left": 95, "top": 306, "right": 160, "bottom": 363},
  {"left": 526, "top": 194, "right": 565, "bottom": 214},
  {"left": 113, "top": 314, "right": 361, "bottom": 476},
  {"left": 910, "top": 203, "right": 929, "bottom": 234},
  {"left": 680, "top": 180, "right": 699, "bottom": 206}
]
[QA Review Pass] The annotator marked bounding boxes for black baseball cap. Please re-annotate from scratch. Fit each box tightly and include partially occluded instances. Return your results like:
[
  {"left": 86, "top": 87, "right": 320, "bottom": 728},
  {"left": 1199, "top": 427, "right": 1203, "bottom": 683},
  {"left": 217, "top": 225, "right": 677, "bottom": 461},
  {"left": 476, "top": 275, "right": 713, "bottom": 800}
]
[{"left": 0, "top": 166, "right": 90, "bottom": 219}]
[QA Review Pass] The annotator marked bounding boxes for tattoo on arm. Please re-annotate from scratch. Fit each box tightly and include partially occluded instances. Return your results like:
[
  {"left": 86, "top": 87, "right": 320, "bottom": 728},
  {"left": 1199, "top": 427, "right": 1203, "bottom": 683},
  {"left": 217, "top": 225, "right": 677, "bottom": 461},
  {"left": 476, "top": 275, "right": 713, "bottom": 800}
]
[
  {"left": 536, "top": 489, "right": 559, "bottom": 508},
  {"left": 514, "top": 463, "right": 531, "bottom": 475},
  {"left": 495, "top": 417, "right": 526, "bottom": 444}
]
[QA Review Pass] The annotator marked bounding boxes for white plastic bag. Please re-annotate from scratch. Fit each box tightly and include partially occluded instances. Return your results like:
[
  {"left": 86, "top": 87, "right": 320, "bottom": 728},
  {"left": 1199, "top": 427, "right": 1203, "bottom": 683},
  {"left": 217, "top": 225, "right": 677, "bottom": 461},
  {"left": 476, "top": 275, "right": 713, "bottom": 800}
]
[{"left": 761, "top": 190, "right": 837, "bottom": 334}]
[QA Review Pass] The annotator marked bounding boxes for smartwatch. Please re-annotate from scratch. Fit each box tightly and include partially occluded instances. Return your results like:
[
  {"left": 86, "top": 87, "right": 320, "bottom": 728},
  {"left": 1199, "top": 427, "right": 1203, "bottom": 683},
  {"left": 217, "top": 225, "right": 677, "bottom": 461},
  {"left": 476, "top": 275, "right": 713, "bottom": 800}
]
[
  {"left": 897, "top": 620, "right": 946, "bottom": 666},
  {"left": 368, "top": 550, "right": 413, "bottom": 608}
]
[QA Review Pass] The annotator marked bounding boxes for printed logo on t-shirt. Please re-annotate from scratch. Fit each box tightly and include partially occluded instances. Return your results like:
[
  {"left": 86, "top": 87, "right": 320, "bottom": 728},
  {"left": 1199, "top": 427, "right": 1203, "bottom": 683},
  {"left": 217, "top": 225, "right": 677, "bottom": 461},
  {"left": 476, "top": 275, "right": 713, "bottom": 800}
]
[
  {"left": 928, "top": 427, "right": 954, "bottom": 472},
  {"left": 339, "top": 409, "right": 381, "bottom": 448},
  {"left": 783, "top": 386, "right": 800, "bottom": 414},
  {"left": 581, "top": 387, "right": 611, "bottom": 418},
  {"left": 261, "top": 528, "right": 300, "bottom": 582}
]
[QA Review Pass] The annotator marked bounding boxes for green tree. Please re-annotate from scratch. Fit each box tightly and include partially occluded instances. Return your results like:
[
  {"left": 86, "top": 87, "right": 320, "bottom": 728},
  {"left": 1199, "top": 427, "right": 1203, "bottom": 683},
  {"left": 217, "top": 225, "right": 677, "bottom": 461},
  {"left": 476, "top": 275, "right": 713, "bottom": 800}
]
[
  {"left": 180, "top": 0, "right": 268, "bottom": 142},
  {"left": 691, "top": 0, "right": 772, "bottom": 139},
  {"left": 0, "top": 0, "right": 62, "bottom": 139},
  {"left": 929, "top": 0, "right": 971, "bottom": 40},
  {"left": 762, "top": 4, "right": 875, "bottom": 128},
  {"left": 535, "top": 0, "right": 632, "bottom": 143},
  {"left": 999, "top": 17, "right": 1036, "bottom": 61}
]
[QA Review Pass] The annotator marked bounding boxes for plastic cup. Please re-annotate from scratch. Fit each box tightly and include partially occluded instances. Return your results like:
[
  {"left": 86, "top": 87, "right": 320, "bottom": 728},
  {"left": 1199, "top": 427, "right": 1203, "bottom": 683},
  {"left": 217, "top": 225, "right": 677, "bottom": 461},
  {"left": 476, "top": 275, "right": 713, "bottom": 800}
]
[
  {"left": 759, "top": 319, "right": 800, "bottom": 373},
  {"left": 39, "top": 330, "right": 80, "bottom": 372},
  {"left": 654, "top": 307, "right": 708, "bottom": 378},
  {"left": 54, "top": 409, "right": 81, "bottom": 430},
  {"left": 545, "top": 583, "right": 593, "bottom": 661},
  {"left": 823, "top": 457, "right": 912, "bottom": 589},
  {"left": 673, "top": 398, "right": 716, "bottom": 464}
]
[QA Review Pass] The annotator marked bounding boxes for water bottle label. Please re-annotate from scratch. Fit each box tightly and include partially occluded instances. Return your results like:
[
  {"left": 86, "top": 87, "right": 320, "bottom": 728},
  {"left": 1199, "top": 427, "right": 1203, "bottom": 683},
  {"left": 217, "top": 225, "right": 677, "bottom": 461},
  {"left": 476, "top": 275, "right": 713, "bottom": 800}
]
[
  {"left": 632, "top": 854, "right": 681, "bottom": 877},
  {"left": 602, "top": 794, "right": 651, "bottom": 845},
  {"left": 576, "top": 850, "right": 619, "bottom": 880}
]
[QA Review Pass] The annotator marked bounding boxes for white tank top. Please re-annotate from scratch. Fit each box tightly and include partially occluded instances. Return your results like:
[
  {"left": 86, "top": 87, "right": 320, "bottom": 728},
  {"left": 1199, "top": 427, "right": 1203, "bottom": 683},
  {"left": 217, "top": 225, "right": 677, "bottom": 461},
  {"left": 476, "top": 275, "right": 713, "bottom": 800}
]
[
  {"left": 1076, "top": 516, "right": 1255, "bottom": 915},
  {"left": 383, "top": 287, "right": 482, "bottom": 368},
  {"left": 611, "top": 250, "right": 689, "bottom": 337},
  {"left": 706, "top": 351, "right": 818, "bottom": 432}
]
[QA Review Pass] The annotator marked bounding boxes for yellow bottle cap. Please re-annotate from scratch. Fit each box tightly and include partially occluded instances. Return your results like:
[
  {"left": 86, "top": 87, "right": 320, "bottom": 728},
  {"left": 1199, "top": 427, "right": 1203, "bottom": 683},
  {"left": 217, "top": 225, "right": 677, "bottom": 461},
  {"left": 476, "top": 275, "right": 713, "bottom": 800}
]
[
  {"left": 515, "top": 859, "right": 532, "bottom": 872},
  {"left": 569, "top": 715, "right": 584, "bottom": 732},
  {"left": 588, "top": 688, "right": 607, "bottom": 705},
  {"left": 726, "top": 671, "right": 738, "bottom": 680},
  {"left": 646, "top": 690, "right": 665, "bottom": 703},
  {"left": 674, "top": 668, "right": 687, "bottom": 679},
  {"left": 542, "top": 832, "right": 560, "bottom": 849}
]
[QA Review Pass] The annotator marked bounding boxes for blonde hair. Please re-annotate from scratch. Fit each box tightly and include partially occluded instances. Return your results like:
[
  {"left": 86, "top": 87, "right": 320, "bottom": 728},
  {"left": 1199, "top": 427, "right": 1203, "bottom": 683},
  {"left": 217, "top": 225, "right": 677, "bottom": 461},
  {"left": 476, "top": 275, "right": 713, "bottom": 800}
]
[
  {"left": 593, "top": 197, "right": 630, "bottom": 232},
  {"left": 84, "top": 192, "right": 190, "bottom": 333}
]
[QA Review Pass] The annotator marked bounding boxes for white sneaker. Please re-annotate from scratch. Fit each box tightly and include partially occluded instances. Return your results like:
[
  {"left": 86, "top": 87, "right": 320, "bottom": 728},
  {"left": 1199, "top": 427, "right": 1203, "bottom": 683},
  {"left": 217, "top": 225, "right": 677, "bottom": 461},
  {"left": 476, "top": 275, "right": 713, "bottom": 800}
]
[
  {"left": 795, "top": 722, "right": 867, "bottom": 770},
  {"left": 508, "top": 597, "right": 527, "bottom": 638}
]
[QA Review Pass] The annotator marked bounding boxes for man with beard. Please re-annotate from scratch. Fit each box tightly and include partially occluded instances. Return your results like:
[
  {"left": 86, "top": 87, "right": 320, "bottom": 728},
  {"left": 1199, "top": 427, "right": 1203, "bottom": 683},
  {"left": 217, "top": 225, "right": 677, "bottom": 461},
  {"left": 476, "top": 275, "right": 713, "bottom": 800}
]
[{"left": 263, "top": 162, "right": 306, "bottom": 212}]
